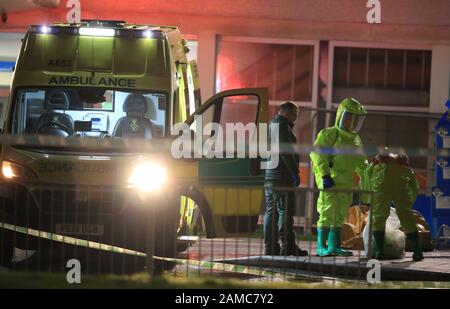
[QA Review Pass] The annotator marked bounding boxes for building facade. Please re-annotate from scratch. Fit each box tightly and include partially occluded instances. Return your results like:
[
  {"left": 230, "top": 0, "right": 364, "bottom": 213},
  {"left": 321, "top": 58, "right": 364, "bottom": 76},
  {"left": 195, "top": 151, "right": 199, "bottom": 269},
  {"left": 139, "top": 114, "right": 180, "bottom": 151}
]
[{"left": 1, "top": 0, "right": 449, "bottom": 191}]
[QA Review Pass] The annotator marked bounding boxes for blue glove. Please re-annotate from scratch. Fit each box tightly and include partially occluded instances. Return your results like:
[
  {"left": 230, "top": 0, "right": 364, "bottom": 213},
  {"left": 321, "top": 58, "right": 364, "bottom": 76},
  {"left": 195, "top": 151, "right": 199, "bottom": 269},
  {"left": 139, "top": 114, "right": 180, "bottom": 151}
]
[
  {"left": 322, "top": 175, "right": 334, "bottom": 189},
  {"left": 292, "top": 173, "right": 300, "bottom": 187}
]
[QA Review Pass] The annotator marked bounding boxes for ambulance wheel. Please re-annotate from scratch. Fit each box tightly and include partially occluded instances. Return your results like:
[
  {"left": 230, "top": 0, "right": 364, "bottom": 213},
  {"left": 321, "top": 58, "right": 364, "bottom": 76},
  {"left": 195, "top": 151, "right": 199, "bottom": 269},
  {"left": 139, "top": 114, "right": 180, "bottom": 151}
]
[{"left": 152, "top": 198, "right": 178, "bottom": 274}]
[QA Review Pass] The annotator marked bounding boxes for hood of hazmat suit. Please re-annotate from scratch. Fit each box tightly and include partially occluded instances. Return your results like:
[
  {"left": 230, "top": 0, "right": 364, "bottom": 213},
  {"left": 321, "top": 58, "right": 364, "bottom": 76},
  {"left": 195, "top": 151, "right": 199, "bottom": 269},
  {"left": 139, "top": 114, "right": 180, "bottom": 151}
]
[{"left": 310, "top": 98, "right": 368, "bottom": 189}]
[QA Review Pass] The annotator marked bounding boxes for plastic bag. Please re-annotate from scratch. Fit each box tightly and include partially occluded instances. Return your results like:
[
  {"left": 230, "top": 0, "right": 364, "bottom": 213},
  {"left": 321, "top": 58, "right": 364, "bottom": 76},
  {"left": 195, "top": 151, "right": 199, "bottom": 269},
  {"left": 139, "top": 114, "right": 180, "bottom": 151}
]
[{"left": 363, "top": 207, "right": 406, "bottom": 259}]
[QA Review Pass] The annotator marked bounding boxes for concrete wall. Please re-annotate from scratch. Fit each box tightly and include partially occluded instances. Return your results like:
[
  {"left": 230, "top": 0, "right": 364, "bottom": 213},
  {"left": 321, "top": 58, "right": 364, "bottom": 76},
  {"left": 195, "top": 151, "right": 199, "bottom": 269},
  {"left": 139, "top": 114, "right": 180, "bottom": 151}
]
[
  {"left": 74, "top": 0, "right": 450, "bottom": 26},
  {"left": 1, "top": 1, "right": 449, "bottom": 45},
  {"left": 0, "top": 1, "right": 449, "bottom": 111}
]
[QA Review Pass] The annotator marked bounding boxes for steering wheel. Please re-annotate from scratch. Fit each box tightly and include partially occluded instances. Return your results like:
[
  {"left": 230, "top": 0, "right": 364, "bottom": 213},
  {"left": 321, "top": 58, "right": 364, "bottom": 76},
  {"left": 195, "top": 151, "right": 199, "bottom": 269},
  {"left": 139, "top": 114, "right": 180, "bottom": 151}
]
[{"left": 36, "top": 122, "right": 72, "bottom": 136}]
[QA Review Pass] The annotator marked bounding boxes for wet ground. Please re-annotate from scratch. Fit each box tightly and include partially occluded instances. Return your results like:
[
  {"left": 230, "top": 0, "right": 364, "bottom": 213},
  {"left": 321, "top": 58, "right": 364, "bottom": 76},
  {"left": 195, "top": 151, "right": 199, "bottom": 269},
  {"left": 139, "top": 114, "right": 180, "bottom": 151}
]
[
  {"left": 171, "top": 238, "right": 450, "bottom": 282},
  {"left": 2, "top": 237, "right": 449, "bottom": 284}
]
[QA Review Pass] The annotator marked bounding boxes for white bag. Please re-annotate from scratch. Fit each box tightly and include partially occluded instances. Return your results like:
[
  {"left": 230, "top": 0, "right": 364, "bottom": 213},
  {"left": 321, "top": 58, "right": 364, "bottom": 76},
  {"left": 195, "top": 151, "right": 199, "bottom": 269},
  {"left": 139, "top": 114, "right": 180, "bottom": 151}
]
[{"left": 363, "top": 207, "right": 406, "bottom": 259}]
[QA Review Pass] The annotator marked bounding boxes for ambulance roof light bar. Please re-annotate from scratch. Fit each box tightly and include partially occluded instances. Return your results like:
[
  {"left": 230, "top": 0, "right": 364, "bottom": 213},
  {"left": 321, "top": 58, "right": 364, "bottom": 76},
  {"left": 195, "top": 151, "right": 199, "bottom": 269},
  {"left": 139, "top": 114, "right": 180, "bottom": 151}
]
[
  {"left": 80, "top": 20, "right": 126, "bottom": 28},
  {"left": 30, "top": 23, "right": 165, "bottom": 39},
  {"left": 79, "top": 27, "right": 115, "bottom": 37},
  {"left": 40, "top": 26, "right": 50, "bottom": 34}
]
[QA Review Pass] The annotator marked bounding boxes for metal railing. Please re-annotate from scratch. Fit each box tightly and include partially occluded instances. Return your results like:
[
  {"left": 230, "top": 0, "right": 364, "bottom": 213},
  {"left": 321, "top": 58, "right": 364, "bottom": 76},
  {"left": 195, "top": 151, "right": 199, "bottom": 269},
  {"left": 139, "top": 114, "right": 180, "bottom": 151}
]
[
  {"left": 0, "top": 134, "right": 447, "bottom": 285},
  {"left": 170, "top": 184, "right": 375, "bottom": 282},
  {"left": 0, "top": 177, "right": 377, "bottom": 282}
]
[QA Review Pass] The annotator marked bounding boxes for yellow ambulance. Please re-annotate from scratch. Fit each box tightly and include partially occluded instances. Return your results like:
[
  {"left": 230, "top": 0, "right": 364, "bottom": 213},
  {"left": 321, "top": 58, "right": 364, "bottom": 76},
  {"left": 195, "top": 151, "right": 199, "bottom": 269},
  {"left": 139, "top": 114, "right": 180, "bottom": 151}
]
[{"left": 0, "top": 20, "right": 268, "bottom": 272}]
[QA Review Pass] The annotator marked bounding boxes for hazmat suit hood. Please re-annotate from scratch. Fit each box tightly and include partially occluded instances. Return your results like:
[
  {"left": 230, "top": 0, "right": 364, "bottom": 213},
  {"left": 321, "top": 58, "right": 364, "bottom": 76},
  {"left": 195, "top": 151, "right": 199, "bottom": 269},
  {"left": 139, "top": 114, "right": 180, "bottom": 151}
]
[{"left": 335, "top": 98, "right": 367, "bottom": 135}]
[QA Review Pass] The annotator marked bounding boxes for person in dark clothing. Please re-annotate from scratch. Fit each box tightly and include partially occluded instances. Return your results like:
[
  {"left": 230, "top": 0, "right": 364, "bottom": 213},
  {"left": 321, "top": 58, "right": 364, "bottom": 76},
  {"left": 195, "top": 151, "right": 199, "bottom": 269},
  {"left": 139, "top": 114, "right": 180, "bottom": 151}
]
[{"left": 264, "top": 101, "right": 308, "bottom": 256}]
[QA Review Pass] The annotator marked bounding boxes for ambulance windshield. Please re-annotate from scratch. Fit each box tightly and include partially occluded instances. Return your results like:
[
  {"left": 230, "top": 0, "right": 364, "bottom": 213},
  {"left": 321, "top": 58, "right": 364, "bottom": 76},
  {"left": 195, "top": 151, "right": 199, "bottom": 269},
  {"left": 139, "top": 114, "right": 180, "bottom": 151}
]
[{"left": 11, "top": 87, "right": 167, "bottom": 139}]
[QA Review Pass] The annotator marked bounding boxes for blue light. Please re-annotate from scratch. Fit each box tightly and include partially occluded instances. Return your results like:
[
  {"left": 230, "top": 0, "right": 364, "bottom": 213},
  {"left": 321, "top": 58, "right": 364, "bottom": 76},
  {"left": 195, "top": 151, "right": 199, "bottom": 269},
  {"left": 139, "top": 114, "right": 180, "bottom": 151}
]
[{"left": 0, "top": 62, "right": 15, "bottom": 72}]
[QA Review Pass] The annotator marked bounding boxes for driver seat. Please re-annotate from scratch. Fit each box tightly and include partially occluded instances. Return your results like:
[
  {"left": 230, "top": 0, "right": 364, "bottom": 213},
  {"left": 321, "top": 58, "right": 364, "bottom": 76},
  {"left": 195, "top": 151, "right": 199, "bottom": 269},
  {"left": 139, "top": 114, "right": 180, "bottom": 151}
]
[
  {"left": 112, "top": 94, "right": 154, "bottom": 139},
  {"left": 34, "top": 91, "right": 74, "bottom": 136}
]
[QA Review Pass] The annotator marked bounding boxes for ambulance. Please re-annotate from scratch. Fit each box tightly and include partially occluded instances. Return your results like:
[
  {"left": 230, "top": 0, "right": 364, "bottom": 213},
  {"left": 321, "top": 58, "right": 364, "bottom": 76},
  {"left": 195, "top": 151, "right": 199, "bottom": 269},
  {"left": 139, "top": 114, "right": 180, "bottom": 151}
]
[{"left": 0, "top": 20, "right": 268, "bottom": 272}]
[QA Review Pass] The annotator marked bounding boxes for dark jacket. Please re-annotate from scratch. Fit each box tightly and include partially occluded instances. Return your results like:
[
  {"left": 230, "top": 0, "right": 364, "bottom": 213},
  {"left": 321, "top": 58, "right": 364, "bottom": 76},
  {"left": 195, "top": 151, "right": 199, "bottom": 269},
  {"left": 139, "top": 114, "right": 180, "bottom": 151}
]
[{"left": 265, "top": 114, "right": 300, "bottom": 184}]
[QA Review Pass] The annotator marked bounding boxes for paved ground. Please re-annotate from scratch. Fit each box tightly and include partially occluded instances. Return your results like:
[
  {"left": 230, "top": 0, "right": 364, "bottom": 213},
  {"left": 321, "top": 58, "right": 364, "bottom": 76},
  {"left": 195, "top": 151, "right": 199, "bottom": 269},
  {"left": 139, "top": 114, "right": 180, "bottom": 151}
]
[
  {"left": 174, "top": 238, "right": 450, "bottom": 282},
  {"left": 3, "top": 236, "right": 449, "bottom": 282}
]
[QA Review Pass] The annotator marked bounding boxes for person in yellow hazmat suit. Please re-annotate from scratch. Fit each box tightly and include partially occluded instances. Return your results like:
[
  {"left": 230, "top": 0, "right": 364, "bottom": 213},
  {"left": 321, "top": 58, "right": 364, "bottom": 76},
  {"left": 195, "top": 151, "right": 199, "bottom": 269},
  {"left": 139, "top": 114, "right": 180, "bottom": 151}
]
[
  {"left": 365, "top": 152, "right": 424, "bottom": 261},
  {"left": 310, "top": 98, "right": 368, "bottom": 257}
]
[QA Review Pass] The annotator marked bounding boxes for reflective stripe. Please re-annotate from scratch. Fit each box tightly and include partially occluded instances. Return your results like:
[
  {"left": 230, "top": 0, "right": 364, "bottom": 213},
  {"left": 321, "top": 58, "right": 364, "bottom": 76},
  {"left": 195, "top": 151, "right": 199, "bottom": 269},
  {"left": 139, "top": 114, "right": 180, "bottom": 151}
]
[
  {"left": 0, "top": 221, "right": 146, "bottom": 257},
  {"left": 0, "top": 221, "right": 327, "bottom": 280},
  {"left": 3, "top": 223, "right": 450, "bottom": 287}
]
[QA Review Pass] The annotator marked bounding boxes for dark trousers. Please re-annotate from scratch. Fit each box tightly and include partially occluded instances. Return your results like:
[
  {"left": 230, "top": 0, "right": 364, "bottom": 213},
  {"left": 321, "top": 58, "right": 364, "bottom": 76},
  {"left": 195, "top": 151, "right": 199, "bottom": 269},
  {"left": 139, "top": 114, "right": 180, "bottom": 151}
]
[{"left": 263, "top": 182, "right": 296, "bottom": 249}]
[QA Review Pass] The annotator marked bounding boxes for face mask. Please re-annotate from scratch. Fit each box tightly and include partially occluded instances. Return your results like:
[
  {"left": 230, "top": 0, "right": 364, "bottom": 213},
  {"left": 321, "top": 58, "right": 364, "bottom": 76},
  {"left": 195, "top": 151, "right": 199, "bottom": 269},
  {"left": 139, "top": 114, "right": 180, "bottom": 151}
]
[{"left": 338, "top": 110, "right": 365, "bottom": 133}]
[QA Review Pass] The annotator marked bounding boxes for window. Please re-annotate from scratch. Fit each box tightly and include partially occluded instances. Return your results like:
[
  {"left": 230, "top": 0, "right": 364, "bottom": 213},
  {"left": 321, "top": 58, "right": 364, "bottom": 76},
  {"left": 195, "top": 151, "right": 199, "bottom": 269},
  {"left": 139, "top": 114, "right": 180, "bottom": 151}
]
[
  {"left": 360, "top": 113, "right": 430, "bottom": 169},
  {"left": 12, "top": 87, "right": 167, "bottom": 139},
  {"left": 190, "top": 94, "right": 260, "bottom": 151},
  {"left": 333, "top": 47, "right": 431, "bottom": 107},
  {"left": 216, "top": 39, "right": 314, "bottom": 102},
  {"left": 218, "top": 96, "right": 259, "bottom": 145},
  {"left": 219, "top": 96, "right": 259, "bottom": 126}
]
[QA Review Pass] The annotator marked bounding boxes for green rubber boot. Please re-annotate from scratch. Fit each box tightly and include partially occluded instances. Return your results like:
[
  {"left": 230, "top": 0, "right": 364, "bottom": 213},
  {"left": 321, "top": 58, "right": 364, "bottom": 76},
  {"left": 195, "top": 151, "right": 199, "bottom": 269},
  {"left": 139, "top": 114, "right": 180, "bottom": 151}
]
[
  {"left": 407, "top": 231, "right": 424, "bottom": 261},
  {"left": 328, "top": 227, "right": 353, "bottom": 257},
  {"left": 317, "top": 227, "right": 332, "bottom": 257},
  {"left": 372, "top": 231, "right": 385, "bottom": 259}
]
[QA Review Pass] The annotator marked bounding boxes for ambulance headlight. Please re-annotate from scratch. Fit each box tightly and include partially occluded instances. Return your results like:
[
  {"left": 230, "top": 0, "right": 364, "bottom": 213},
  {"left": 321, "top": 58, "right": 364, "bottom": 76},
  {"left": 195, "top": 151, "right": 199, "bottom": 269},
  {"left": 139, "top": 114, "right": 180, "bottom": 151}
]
[
  {"left": 127, "top": 163, "right": 167, "bottom": 192},
  {"left": 2, "top": 161, "right": 37, "bottom": 180}
]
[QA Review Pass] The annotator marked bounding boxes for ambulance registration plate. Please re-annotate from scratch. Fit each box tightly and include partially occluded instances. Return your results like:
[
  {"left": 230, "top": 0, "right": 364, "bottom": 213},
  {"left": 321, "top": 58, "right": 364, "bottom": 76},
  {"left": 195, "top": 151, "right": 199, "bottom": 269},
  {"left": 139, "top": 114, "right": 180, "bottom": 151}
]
[{"left": 56, "top": 224, "right": 104, "bottom": 236}]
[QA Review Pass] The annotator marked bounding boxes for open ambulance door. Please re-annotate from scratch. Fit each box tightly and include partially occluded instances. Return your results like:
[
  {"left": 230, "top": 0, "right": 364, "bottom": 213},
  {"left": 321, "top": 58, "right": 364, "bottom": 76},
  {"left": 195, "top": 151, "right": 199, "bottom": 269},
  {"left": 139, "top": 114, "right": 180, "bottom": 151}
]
[{"left": 185, "top": 88, "right": 269, "bottom": 237}]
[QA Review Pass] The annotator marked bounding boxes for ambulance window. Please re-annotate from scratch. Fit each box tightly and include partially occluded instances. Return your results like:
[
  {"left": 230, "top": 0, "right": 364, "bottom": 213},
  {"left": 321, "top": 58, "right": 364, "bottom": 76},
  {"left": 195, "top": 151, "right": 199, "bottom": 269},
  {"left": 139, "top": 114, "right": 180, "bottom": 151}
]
[
  {"left": 189, "top": 94, "right": 259, "bottom": 144},
  {"left": 13, "top": 89, "right": 46, "bottom": 134},
  {"left": 110, "top": 91, "right": 167, "bottom": 139},
  {"left": 219, "top": 95, "right": 259, "bottom": 126},
  {"left": 218, "top": 95, "right": 259, "bottom": 143},
  {"left": 11, "top": 88, "right": 167, "bottom": 139}
]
